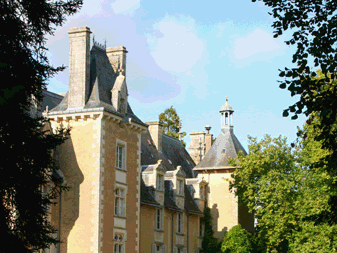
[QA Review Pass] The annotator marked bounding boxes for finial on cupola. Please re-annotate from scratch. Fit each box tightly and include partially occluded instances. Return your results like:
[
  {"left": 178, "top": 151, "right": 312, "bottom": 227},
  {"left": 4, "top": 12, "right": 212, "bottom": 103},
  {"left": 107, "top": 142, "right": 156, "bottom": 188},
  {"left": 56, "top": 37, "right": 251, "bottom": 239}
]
[{"left": 219, "top": 96, "right": 234, "bottom": 129}]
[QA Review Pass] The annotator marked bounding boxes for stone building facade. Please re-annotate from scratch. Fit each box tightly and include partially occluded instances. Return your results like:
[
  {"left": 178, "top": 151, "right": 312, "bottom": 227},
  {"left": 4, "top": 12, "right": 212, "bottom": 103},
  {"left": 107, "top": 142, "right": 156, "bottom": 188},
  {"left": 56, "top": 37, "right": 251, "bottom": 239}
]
[{"left": 38, "top": 26, "right": 253, "bottom": 253}]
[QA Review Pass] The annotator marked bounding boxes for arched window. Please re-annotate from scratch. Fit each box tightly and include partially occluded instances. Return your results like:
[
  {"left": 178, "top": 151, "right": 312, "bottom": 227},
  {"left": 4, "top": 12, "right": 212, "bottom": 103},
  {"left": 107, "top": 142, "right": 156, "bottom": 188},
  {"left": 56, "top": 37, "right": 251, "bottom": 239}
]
[{"left": 114, "top": 234, "right": 123, "bottom": 253}]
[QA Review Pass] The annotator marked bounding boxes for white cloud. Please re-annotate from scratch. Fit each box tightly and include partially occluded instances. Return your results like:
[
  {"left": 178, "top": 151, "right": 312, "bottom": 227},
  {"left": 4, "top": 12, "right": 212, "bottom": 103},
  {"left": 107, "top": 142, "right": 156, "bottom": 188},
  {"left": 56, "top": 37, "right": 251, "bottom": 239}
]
[
  {"left": 111, "top": 0, "right": 140, "bottom": 15},
  {"left": 145, "top": 15, "right": 206, "bottom": 73},
  {"left": 232, "top": 29, "right": 281, "bottom": 59}
]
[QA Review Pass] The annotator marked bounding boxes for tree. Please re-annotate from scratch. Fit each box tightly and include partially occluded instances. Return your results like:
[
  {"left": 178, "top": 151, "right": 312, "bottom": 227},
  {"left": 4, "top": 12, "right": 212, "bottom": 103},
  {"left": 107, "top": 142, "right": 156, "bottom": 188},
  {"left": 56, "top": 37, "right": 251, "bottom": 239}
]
[
  {"left": 221, "top": 225, "right": 253, "bottom": 253},
  {"left": 253, "top": 0, "right": 337, "bottom": 153},
  {"left": 1, "top": 0, "right": 82, "bottom": 252},
  {"left": 201, "top": 207, "right": 221, "bottom": 253},
  {"left": 159, "top": 106, "right": 187, "bottom": 146},
  {"left": 229, "top": 128, "right": 337, "bottom": 252}
]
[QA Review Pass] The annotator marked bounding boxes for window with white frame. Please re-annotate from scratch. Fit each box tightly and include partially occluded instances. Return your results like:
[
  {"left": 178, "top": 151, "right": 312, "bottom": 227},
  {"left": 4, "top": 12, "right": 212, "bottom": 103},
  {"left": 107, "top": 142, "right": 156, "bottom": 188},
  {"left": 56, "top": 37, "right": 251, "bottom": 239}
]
[
  {"left": 115, "top": 188, "right": 125, "bottom": 217},
  {"left": 157, "top": 174, "right": 163, "bottom": 191},
  {"left": 114, "top": 234, "right": 123, "bottom": 253},
  {"left": 177, "top": 179, "right": 183, "bottom": 195},
  {"left": 177, "top": 212, "right": 183, "bottom": 233},
  {"left": 155, "top": 208, "right": 163, "bottom": 230},
  {"left": 116, "top": 142, "right": 125, "bottom": 170}
]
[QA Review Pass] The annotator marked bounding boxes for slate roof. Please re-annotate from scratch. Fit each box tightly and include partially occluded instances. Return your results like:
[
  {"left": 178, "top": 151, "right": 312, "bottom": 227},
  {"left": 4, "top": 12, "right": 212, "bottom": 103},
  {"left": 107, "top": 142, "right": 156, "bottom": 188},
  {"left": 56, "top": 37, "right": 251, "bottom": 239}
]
[
  {"left": 50, "top": 45, "right": 145, "bottom": 127},
  {"left": 164, "top": 181, "right": 180, "bottom": 211},
  {"left": 141, "top": 130, "right": 202, "bottom": 215},
  {"left": 184, "top": 184, "right": 203, "bottom": 215},
  {"left": 140, "top": 178, "right": 160, "bottom": 207},
  {"left": 194, "top": 127, "right": 247, "bottom": 170},
  {"left": 161, "top": 134, "right": 196, "bottom": 178},
  {"left": 41, "top": 90, "right": 64, "bottom": 112}
]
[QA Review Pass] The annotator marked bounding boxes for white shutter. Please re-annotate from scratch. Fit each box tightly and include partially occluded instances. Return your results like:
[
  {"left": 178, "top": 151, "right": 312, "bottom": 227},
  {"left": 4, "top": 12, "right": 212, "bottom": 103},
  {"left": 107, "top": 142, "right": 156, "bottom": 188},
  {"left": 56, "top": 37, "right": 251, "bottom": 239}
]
[
  {"left": 183, "top": 249, "right": 187, "bottom": 253},
  {"left": 173, "top": 247, "right": 177, "bottom": 253},
  {"left": 152, "top": 243, "right": 157, "bottom": 253},
  {"left": 162, "top": 245, "right": 167, "bottom": 253}
]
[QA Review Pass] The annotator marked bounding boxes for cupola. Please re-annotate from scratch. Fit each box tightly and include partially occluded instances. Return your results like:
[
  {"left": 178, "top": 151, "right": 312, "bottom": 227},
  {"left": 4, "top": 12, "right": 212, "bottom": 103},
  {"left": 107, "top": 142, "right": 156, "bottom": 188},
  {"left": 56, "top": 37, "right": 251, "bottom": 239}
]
[{"left": 219, "top": 96, "right": 234, "bottom": 129}]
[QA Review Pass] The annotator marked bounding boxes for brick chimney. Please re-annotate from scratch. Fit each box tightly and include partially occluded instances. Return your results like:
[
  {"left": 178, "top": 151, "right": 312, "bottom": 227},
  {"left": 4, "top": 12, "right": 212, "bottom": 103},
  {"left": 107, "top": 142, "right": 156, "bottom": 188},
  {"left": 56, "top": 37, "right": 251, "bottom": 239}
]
[
  {"left": 67, "top": 26, "right": 92, "bottom": 109},
  {"left": 146, "top": 122, "right": 163, "bottom": 152},
  {"left": 106, "top": 46, "right": 128, "bottom": 76}
]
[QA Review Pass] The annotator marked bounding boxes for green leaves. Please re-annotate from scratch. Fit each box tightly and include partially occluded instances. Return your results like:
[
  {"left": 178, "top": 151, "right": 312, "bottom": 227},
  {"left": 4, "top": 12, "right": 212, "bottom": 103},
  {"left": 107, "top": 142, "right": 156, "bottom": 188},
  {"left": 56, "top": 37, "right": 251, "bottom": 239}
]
[
  {"left": 229, "top": 116, "right": 337, "bottom": 252},
  {"left": 221, "top": 225, "right": 253, "bottom": 253},
  {"left": 159, "top": 106, "right": 186, "bottom": 146}
]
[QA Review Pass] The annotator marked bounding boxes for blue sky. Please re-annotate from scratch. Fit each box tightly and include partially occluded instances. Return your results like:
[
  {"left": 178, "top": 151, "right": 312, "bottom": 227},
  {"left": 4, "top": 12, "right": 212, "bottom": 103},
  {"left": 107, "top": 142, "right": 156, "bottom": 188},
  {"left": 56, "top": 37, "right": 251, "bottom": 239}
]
[{"left": 46, "top": 0, "right": 307, "bottom": 151}]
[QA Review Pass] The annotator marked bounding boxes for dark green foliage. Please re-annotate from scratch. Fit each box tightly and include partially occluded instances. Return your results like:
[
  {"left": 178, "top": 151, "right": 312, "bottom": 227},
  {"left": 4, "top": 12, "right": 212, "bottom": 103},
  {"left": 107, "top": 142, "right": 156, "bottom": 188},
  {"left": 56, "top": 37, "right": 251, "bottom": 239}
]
[
  {"left": 1, "top": 0, "right": 82, "bottom": 252},
  {"left": 201, "top": 207, "right": 221, "bottom": 253},
  {"left": 221, "top": 225, "right": 253, "bottom": 253},
  {"left": 159, "top": 106, "right": 187, "bottom": 147}
]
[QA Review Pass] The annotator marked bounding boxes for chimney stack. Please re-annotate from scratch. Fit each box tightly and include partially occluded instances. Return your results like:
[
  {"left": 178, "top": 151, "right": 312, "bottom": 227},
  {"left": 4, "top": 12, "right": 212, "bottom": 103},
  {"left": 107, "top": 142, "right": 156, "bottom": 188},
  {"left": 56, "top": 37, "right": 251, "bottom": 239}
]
[
  {"left": 188, "top": 132, "right": 205, "bottom": 165},
  {"left": 106, "top": 46, "right": 128, "bottom": 76},
  {"left": 146, "top": 122, "right": 163, "bottom": 152},
  {"left": 68, "top": 26, "right": 92, "bottom": 109},
  {"left": 205, "top": 125, "right": 213, "bottom": 154}
]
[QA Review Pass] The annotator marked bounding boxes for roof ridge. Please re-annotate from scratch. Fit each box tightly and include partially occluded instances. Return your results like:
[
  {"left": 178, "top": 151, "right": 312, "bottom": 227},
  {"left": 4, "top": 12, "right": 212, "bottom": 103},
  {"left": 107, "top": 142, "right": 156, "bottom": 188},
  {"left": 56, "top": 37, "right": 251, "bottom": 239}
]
[{"left": 162, "top": 133, "right": 183, "bottom": 144}]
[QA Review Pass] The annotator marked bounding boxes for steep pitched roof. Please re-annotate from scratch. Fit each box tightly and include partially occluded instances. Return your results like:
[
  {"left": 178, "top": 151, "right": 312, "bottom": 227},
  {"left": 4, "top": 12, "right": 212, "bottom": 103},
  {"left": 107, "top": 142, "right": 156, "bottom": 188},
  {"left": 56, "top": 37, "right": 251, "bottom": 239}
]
[
  {"left": 162, "top": 134, "right": 196, "bottom": 178},
  {"left": 141, "top": 130, "right": 202, "bottom": 214},
  {"left": 50, "top": 45, "right": 145, "bottom": 127},
  {"left": 41, "top": 90, "right": 64, "bottom": 112},
  {"left": 194, "top": 127, "right": 246, "bottom": 170},
  {"left": 140, "top": 178, "right": 160, "bottom": 207},
  {"left": 184, "top": 184, "right": 203, "bottom": 215}
]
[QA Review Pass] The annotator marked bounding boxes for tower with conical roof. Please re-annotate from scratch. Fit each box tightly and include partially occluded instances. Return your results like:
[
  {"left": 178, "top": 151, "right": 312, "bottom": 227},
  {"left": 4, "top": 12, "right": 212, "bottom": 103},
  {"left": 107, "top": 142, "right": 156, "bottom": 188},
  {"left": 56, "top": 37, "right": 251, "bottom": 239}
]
[{"left": 193, "top": 97, "right": 254, "bottom": 240}]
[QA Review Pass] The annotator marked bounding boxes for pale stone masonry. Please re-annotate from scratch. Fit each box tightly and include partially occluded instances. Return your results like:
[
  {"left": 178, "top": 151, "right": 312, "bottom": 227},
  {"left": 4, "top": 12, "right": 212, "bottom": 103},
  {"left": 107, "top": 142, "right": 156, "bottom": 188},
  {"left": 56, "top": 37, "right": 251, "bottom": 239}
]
[
  {"left": 39, "top": 26, "right": 253, "bottom": 253},
  {"left": 68, "top": 27, "right": 91, "bottom": 109}
]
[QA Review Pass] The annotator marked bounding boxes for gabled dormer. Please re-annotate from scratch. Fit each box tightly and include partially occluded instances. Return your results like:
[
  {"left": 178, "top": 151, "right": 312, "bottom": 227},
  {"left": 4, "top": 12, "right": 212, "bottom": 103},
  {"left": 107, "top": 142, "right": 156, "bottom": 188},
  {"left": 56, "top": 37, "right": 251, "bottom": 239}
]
[
  {"left": 164, "top": 166, "right": 186, "bottom": 210},
  {"left": 141, "top": 160, "right": 166, "bottom": 206},
  {"left": 111, "top": 69, "right": 128, "bottom": 116},
  {"left": 185, "top": 178, "right": 207, "bottom": 212}
]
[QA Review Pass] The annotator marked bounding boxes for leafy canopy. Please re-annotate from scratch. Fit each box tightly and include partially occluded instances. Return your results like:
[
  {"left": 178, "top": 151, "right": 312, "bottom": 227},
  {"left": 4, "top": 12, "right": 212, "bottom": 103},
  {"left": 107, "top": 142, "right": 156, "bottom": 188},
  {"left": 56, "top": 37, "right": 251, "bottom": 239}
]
[
  {"left": 253, "top": 0, "right": 337, "bottom": 167},
  {"left": 1, "top": 0, "right": 82, "bottom": 252},
  {"left": 229, "top": 121, "right": 337, "bottom": 252},
  {"left": 221, "top": 225, "right": 253, "bottom": 253},
  {"left": 159, "top": 106, "right": 187, "bottom": 146}
]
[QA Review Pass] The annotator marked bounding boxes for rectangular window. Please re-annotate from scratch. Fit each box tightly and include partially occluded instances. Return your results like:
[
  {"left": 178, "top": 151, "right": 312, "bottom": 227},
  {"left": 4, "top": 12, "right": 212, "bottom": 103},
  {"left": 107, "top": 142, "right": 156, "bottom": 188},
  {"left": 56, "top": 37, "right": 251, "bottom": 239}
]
[
  {"left": 157, "top": 175, "right": 163, "bottom": 191},
  {"left": 115, "top": 188, "right": 125, "bottom": 217},
  {"left": 177, "top": 180, "right": 183, "bottom": 195},
  {"left": 156, "top": 208, "right": 163, "bottom": 230},
  {"left": 199, "top": 218, "right": 203, "bottom": 237},
  {"left": 116, "top": 144, "right": 125, "bottom": 170},
  {"left": 177, "top": 213, "right": 183, "bottom": 233}
]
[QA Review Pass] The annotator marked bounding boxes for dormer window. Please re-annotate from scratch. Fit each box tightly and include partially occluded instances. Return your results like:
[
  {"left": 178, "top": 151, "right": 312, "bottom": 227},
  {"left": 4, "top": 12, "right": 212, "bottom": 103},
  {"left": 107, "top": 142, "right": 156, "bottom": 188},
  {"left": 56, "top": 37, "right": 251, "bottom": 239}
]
[
  {"left": 157, "top": 174, "right": 163, "bottom": 191},
  {"left": 177, "top": 180, "right": 183, "bottom": 195}
]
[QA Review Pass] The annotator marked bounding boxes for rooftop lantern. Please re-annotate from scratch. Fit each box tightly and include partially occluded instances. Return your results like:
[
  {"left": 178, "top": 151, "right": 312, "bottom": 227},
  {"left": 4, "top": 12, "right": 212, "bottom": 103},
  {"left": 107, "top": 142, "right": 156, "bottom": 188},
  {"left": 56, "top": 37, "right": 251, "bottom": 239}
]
[{"left": 219, "top": 96, "right": 234, "bottom": 129}]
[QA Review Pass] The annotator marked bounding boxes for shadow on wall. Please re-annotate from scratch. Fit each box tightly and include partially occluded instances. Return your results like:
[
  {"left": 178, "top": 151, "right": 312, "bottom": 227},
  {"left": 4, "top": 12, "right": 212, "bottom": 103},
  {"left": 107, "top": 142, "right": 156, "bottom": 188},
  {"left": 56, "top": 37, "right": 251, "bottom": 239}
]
[
  {"left": 55, "top": 136, "right": 84, "bottom": 252},
  {"left": 211, "top": 204, "right": 220, "bottom": 238}
]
